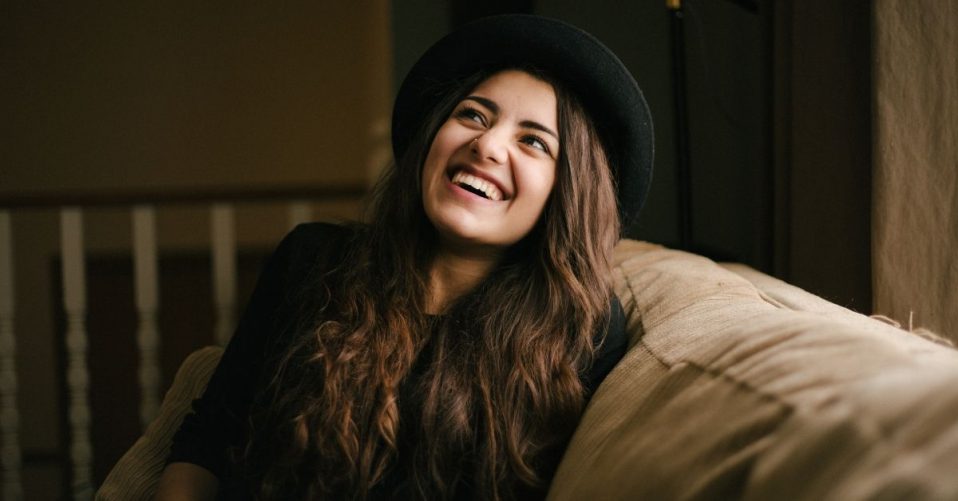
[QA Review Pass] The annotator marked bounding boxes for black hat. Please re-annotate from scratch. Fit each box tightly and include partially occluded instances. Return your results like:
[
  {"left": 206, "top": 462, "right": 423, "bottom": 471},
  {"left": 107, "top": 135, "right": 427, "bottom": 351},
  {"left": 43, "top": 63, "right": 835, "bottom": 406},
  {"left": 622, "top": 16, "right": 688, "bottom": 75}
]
[{"left": 392, "top": 14, "right": 654, "bottom": 233}]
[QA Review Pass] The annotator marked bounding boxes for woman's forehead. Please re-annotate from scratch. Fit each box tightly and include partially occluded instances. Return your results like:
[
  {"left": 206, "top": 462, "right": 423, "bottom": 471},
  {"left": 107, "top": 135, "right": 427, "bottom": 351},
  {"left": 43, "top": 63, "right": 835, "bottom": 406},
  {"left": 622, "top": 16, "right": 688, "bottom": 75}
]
[{"left": 465, "top": 70, "right": 557, "bottom": 124}]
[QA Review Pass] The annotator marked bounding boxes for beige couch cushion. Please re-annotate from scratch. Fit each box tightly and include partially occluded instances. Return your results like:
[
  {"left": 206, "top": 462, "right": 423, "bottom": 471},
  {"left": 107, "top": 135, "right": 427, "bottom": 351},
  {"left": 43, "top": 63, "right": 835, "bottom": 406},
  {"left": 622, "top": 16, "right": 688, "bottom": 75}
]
[
  {"left": 550, "top": 240, "right": 958, "bottom": 500},
  {"left": 96, "top": 346, "right": 223, "bottom": 500}
]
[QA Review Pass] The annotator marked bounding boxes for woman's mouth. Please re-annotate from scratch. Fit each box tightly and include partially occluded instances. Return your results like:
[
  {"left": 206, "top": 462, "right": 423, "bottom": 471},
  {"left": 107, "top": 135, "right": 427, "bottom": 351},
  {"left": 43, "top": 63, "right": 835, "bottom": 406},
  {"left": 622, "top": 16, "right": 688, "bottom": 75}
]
[{"left": 450, "top": 171, "right": 504, "bottom": 201}]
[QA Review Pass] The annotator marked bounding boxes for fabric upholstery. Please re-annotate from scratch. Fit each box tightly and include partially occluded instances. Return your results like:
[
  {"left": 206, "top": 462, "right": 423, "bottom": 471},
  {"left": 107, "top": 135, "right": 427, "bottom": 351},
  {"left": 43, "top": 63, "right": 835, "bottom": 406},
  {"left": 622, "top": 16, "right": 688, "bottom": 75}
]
[
  {"left": 549, "top": 240, "right": 958, "bottom": 500},
  {"left": 96, "top": 346, "right": 223, "bottom": 501}
]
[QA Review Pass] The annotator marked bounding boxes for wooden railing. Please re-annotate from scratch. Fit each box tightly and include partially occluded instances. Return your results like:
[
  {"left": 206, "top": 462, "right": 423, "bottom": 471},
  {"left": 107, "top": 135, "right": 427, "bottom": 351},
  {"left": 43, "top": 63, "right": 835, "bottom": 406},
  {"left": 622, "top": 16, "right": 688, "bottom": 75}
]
[{"left": 0, "top": 184, "right": 365, "bottom": 500}]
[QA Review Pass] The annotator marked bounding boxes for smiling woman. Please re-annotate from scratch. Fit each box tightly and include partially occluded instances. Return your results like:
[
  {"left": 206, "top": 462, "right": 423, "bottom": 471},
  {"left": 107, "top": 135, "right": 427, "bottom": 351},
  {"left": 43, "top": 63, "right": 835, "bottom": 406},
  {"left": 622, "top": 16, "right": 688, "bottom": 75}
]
[
  {"left": 422, "top": 70, "right": 558, "bottom": 257},
  {"left": 154, "top": 14, "right": 653, "bottom": 500}
]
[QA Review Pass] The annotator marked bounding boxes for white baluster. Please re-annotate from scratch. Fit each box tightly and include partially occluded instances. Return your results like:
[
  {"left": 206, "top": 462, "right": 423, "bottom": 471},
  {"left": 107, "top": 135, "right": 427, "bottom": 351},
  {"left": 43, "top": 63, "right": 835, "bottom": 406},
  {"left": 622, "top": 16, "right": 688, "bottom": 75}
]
[
  {"left": 0, "top": 211, "right": 23, "bottom": 500},
  {"left": 287, "top": 200, "right": 312, "bottom": 230},
  {"left": 60, "top": 208, "right": 92, "bottom": 500},
  {"left": 211, "top": 204, "right": 236, "bottom": 346},
  {"left": 132, "top": 206, "right": 161, "bottom": 429},
  {"left": 366, "top": 116, "right": 391, "bottom": 184}
]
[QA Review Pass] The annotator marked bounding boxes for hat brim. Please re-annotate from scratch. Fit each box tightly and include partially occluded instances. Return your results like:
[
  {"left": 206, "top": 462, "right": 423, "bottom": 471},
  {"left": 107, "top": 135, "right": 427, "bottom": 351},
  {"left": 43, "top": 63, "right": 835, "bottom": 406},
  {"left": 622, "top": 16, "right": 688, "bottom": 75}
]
[{"left": 392, "top": 14, "right": 653, "bottom": 234}]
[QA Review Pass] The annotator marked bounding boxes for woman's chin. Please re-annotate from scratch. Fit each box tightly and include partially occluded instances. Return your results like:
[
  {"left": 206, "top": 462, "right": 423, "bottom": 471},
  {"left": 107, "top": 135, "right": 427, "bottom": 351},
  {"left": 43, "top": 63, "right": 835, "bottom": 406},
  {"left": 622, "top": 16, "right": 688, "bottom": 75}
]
[{"left": 430, "top": 221, "right": 505, "bottom": 255}]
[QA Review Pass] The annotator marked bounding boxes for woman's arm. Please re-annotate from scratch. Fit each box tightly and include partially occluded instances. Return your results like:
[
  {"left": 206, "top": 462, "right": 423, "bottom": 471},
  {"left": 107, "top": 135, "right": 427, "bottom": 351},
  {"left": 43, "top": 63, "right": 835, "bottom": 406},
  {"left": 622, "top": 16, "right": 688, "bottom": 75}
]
[
  {"left": 161, "top": 225, "right": 307, "bottom": 494},
  {"left": 584, "top": 296, "right": 628, "bottom": 395},
  {"left": 162, "top": 230, "right": 300, "bottom": 487},
  {"left": 161, "top": 223, "right": 348, "bottom": 495},
  {"left": 153, "top": 462, "right": 219, "bottom": 500}
]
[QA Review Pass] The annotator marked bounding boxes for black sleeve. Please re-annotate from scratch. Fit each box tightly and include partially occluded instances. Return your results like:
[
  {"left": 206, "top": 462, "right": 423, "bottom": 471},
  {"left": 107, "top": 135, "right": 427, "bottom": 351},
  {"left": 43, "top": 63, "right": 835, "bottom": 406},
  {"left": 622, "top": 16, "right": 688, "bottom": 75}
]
[
  {"left": 583, "top": 296, "right": 628, "bottom": 397},
  {"left": 166, "top": 222, "right": 344, "bottom": 478}
]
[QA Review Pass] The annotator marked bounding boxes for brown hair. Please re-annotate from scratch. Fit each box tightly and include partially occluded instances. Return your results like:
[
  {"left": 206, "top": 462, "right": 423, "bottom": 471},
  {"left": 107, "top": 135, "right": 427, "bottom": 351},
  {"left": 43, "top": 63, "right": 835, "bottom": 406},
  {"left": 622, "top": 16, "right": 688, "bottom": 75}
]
[{"left": 244, "top": 68, "right": 619, "bottom": 500}]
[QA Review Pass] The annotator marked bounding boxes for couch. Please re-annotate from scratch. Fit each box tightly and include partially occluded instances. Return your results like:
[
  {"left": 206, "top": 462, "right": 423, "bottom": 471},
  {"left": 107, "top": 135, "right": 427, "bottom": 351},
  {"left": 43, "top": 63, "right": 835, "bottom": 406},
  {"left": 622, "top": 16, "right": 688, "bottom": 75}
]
[{"left": 97, "top": 240, "right": 958, "bottom": 500}]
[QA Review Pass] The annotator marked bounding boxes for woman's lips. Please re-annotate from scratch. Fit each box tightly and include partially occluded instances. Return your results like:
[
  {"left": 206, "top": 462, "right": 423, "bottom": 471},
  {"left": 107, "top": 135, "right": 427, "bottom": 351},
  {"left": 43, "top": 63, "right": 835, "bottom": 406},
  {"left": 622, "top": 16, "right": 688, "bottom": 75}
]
[
  {"left": 446, "top": 166, "right": 510, "bottom": 201},
  {"left": 450, "top": 171, "right": 503, "bottom": 201}
]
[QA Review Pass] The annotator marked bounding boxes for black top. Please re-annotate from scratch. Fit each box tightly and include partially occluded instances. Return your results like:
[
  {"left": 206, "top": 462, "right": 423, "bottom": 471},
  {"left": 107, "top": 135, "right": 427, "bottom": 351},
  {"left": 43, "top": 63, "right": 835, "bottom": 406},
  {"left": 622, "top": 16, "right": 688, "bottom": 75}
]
[{"left": 168, "top": 222, "right": 628, "bottom": 499}]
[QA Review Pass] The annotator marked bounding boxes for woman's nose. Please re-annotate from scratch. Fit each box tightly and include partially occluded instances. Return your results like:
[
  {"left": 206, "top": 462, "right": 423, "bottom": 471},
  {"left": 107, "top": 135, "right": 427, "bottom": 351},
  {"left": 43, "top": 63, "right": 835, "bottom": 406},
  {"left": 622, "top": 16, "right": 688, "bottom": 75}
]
[{"left": 471, "top": 130, "right": 508, "bottom": 164}]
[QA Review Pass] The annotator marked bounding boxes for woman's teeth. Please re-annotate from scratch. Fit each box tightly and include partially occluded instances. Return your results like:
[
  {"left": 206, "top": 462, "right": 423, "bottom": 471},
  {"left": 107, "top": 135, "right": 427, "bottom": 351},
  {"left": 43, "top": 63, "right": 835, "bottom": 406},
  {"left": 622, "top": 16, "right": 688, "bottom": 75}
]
[{"left": 451, "top": 171, "right": 503, "bottom": 201}]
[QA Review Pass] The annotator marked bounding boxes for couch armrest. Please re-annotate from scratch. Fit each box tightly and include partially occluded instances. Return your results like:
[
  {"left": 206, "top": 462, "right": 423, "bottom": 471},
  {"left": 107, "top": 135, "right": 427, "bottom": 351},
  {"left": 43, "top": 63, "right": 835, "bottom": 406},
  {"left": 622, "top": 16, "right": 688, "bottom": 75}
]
[{"left": 550, "top": 240, "right": 958, "bottom": 500}]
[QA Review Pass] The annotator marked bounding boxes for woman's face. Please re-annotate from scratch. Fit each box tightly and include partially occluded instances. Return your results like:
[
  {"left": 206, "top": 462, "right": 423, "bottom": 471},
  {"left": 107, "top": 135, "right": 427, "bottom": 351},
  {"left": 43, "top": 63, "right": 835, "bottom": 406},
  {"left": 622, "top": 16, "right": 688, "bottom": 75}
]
[{"left": 421, "top": 70, "right": 559, "bottom": 254}]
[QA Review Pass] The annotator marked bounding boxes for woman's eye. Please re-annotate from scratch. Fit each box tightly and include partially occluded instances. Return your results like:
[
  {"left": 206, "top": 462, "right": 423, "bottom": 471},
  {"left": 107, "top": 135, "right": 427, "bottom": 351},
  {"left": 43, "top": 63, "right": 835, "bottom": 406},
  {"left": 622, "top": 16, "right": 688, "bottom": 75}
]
[
  {"left": 455, "top": 107, "right": 486, "bottom": 126},
  {"left": 521, "top": 135, "right": 551, "bottom": 154}
]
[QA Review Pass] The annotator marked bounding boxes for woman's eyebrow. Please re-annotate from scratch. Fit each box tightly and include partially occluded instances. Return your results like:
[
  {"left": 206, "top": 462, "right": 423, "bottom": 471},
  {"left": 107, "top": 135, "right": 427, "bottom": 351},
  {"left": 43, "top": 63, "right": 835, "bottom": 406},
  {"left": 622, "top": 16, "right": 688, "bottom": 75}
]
[
  {"left": 464, "top": 95, "right": 499, "bottom": 113},
  {"left": 463, "top": 95, "right": 558, "bottom": 140},
  {"left": 519, "top": 120, "right": 558, "bottom": 141}
]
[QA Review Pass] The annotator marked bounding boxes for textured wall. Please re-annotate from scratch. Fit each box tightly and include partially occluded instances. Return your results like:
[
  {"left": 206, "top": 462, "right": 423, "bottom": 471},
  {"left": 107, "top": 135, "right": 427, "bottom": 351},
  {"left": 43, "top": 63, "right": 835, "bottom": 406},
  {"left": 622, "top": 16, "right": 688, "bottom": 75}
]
[{"left": 873, "top": 0, "right": 958, "bottom": 339}]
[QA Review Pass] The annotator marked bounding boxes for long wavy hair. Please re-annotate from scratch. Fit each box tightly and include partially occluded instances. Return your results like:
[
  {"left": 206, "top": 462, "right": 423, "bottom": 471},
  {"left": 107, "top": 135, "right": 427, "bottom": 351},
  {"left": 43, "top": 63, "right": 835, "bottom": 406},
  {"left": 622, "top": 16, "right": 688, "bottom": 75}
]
[{"left": 242, "top": 67, "right": 620, "bottom": 500}]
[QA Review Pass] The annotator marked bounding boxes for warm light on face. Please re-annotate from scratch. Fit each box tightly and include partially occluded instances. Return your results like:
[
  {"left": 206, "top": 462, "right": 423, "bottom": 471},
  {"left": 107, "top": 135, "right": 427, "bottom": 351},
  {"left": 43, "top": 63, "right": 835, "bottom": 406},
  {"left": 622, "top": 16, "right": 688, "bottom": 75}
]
[{"left": 420, "top": 70, "right": 559, "bottom": 256}]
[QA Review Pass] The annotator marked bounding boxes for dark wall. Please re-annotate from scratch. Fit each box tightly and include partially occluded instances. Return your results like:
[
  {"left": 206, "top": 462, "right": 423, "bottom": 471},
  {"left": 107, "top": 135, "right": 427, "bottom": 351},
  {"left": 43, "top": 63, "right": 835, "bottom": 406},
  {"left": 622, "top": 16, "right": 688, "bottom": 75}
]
[
  {"left": 781, "top": 1, "right": 872, "bottom": 311},
  {"left": 1, "top": 2, "right": 391, "bottom": 196},
  {"left": 391, "top": 0, "right": 451, "bottom": 97}
]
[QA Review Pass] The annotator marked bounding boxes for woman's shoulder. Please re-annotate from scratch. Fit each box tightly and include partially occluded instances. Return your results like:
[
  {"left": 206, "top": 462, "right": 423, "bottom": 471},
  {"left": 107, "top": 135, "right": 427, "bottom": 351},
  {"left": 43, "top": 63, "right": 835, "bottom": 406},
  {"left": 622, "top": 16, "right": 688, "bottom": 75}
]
[
  {"left": 584, "top": 296, "right": 629, "bottom": 395},
  {"left": 278, "top": 221, "right": 361, "bottom": 262},
  {"left": 265, "top": 221, "right": 364, "bottom": 296}
]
